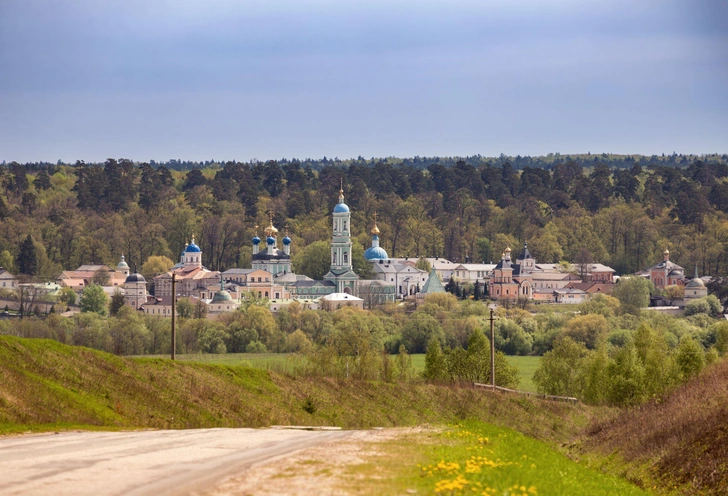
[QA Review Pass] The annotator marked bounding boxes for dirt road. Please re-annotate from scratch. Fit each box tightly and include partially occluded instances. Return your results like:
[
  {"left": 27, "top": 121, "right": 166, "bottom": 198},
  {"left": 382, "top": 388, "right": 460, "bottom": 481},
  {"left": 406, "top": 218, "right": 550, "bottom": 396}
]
[{"left": 0, "top": 428, "right": 354, "bottom": 496}]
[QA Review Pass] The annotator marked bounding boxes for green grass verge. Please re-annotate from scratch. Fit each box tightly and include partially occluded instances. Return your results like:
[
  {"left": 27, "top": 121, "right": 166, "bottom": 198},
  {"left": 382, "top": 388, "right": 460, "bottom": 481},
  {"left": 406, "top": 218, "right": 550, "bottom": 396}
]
[{"left": 343, "top": 421, "right": 648, "bottom": 495}]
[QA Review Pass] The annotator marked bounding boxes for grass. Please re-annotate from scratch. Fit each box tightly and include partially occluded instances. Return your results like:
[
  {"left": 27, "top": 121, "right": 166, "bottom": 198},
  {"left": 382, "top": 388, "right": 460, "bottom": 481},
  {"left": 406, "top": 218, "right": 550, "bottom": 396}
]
[
  {"left": 147, "top": 353, "right": 542, "bottom": 392},
  {"left": 340, "top": 421, "right": 648, "bottom": 495},
  {"left": 143, "top": 352, "right": 308, "bottom": 374},
  {"left": 0, "top": 336, "right": 592, "bottom": 443}
]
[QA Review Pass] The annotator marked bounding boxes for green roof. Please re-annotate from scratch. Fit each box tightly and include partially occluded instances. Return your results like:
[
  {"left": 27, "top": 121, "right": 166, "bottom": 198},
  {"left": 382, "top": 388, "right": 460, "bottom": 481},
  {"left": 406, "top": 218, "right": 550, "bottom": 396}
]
[{"left": 421, "top": 267, "right": 445, "bottom": 294}]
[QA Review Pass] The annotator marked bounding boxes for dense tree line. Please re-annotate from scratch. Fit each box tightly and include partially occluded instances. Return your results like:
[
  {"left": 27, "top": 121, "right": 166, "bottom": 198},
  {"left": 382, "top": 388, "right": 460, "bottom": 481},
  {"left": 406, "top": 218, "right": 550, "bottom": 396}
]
[{"left": 2, "top": 155, "right": 728, "bottom": 287}]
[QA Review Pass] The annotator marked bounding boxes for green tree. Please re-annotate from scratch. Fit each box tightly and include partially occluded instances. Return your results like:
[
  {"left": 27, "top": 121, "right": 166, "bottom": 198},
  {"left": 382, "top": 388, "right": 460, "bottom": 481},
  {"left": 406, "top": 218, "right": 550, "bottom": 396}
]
[
  {"left": 612, "top": 277, "right": 651, "bottom": 315},
  {"left": 176, "top": 297, "right": 193, "bottom": 319},
  {"left": 415, "top": 257, "right": 432, "bottom": 273},
  {"left": 712, "top": 321, "right": 728, "bottom": 356},
  {"left": 675, "top": 336, "right": 705, "bottom": 380},
  {"left": 59, "top": 287, "right": 78, "bottom": 307},
  {"left": 198, "top": 321, "right": 228, "bottom": 354},
  {"left": 401, "top": 312, "right": 445, "bottom": 354},
  {"left": 109, "top": 306, "right": 150, "bottom": 355},
  {"left": 79, "top": 284, "right": 109, "bottom": 316},
  {"left": 141, "top": 255, "right": 175, "bottom": 280},
  {"left": 562, "top": 314, "right": 610, "bottom": 350},
  {"left": 534, "top": 337, "right": 589, "bottom": 397},
  {"left": 16, "top": 234, "right": 37, "bottom": 275},
  {"left": 423, "top": 338, "right": 448, "bottom": 381},
  {"left": 109, "top": 290, "right": 126, "bottom": 316},
  {"left": 292, "top": 240, "right": 330, "bottom": 280},
  {"left": 0, "top": 250, "right": 15, "bottom": 273}
]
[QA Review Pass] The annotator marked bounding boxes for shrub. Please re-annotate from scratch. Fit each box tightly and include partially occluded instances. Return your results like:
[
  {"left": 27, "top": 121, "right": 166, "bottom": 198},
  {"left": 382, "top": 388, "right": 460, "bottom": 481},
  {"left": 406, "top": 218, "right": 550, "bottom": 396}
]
[
  {"left": 246, "top": 341, "right": 268, "bottom": 353},
  {"left": 562, "top": 314, "right": 610, "bottom": 349}
]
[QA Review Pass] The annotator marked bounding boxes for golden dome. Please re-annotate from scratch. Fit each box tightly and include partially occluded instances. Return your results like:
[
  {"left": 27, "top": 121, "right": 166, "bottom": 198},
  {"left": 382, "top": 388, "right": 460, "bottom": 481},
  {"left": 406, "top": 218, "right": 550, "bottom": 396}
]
[
  {"left": 505, "top": 246, "right": 512, "bottom": 253},
  {"left": 263, "top": 212, "right": 278, "bottom": 236},
  {"left": 371, "top": 212, "right": 380, "bottom": 235},
  {"left": 664, "top": 248, "right": 670, "bottom": 255}
]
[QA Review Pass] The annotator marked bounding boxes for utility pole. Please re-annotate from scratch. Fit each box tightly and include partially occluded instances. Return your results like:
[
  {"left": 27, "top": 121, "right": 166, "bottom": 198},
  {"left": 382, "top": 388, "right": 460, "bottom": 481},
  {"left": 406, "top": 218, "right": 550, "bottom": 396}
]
[
  {"left": 489, "top": 307, "right": 496, "bottom": 387},
  {"left": 171, "top": 273, "right": 176, "bottom": 361}
]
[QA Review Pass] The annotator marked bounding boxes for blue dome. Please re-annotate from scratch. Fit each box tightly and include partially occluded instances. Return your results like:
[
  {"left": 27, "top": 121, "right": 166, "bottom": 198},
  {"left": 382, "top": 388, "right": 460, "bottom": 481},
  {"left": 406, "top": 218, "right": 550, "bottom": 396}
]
[
  {"left": 364, "top": 246, "right": 389, "bottom": 261},
  {"left": 185, "top": 242, "right": 201, "bottom": 253},
  {"left": 333, "top": 203, "right": 350, "bottom": 213},
  {"left": 283, "top": 236, "right": 291, "bottom": 245},
  {"left": 252, "top": 236, "right": 261, "bottom": 245},
  {"left": 266, "top": 236, "right": 276, "bottom": 245}
]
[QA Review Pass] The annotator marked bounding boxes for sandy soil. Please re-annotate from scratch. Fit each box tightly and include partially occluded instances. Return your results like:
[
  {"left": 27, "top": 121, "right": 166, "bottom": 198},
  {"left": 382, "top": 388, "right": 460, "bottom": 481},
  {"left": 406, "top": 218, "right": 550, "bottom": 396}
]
[{"left": 204, "top": 427, "right": 428, "bottom": 496}]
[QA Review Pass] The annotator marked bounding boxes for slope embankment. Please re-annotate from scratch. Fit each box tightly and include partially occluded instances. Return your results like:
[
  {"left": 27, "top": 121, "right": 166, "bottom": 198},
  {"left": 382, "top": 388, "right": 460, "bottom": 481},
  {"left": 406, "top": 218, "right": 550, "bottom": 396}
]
[
  {"left": 0, "top": 336, "right": 593, "bottom": 443},
  {"left": 583, "top": 358, "right": 728, "bottom": 494}
]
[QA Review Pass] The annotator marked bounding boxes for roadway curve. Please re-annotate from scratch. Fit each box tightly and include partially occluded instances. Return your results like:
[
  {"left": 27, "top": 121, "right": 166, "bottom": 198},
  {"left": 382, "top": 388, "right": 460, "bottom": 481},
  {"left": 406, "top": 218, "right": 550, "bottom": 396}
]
[{"left": 0, "top": 428, "right": 354, "bottom": 496}]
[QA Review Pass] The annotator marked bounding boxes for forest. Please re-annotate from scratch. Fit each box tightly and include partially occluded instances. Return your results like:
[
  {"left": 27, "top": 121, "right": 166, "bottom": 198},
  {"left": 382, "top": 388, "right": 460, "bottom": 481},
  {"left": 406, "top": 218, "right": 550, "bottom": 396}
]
[{"left": 2, "top": 154, "right": 728, "bottom": 283}]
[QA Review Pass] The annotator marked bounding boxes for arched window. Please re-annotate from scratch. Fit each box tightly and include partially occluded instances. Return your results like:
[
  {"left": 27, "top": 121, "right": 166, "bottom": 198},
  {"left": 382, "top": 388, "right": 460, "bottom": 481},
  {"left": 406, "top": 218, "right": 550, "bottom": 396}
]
[
  {"left": 333, "top": 253, "right": 337, "bottom": 264},
  {"left": 265, "top": 291, "right": 269, "bottom": 298},
  {"left": 343, "top": 221, "right": 347, "bottom": 231},
  {"left": 343, "top": 253, "right": 348, "bottom": 264}
]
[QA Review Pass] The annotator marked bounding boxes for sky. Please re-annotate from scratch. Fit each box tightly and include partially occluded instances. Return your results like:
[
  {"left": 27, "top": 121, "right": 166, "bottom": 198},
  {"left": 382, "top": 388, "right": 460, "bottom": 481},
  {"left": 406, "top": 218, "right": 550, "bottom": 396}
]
[{"left": 1, "top": 0, "right": 726, "bottom": 163}]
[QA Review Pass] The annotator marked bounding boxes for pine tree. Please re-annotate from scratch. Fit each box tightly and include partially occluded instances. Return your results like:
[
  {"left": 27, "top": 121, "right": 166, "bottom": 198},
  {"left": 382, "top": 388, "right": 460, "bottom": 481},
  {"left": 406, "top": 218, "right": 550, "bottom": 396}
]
[
  {"left": 35, "top": 169, "right": 52, "bottom": 190},
  {"left": 0, "top": 195, "right": 9, "bottom": 220},
  {"left": 16, "top": 234, "right": 37, "bottom": 275},
  {"left": 473, "top": 279, "right": 481, "bottom": 301}
]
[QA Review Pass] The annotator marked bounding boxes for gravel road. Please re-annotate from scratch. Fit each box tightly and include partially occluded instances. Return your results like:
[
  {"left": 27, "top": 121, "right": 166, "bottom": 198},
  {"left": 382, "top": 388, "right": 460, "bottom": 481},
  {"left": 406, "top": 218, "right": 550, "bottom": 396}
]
[{"left": 0, "top": 428, "right": 354, "bottom": 496}]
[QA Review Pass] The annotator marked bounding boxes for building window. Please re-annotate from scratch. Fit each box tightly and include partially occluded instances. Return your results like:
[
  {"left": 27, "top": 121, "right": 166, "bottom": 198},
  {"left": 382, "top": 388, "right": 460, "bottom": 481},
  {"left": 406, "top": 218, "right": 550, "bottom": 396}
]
[
  {"left": 265, "top": 292, "right": 269, "bottom": 298},
  {"left": 275, "top": 292, "right": 280, "bottom": 298},
  {"left": 343, "top": 253, "right": 348, "bottom": 264}
]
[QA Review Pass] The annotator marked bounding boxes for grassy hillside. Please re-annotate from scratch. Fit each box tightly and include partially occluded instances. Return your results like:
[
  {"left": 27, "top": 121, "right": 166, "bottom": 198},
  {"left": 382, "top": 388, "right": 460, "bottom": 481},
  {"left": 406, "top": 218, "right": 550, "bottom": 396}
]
[
  {"left": 582, "top": 359, "right": 728, "bottom": 495},
  {"left": 0, "top": 336, "right": 588, "bottom": 444},
  {"left": 146, "top": 353, "right": 541, "bottom": 392}
]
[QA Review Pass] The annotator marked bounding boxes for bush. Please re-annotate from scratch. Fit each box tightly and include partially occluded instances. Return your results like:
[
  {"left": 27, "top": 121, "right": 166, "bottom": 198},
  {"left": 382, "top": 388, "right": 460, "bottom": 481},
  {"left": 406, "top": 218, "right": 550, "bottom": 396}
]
[
  {"left": 607, "top": 329, "right": 632, "bottom": 348},
  {"left": 246, "top": 341, "right": 268, "bottom": 353},
  {"left": 562, "top": 314, "right": 610, "bottom": 349},
  {"left": 685, "top": 298, "right": 711, "bottom": 317}
]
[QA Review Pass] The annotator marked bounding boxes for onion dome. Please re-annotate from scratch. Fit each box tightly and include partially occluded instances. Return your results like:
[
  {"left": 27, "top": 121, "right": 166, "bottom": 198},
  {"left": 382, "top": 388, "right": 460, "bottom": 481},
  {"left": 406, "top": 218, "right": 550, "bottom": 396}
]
[
  {"left": 125, "top": 273, "right": 146, "bottom": 284},
  {"left": 364, "top": 244, "right": 389, "bottom": 261},
  {"left": 283, "top": 236, "right": 291, "bottom": 245},
  {"left": 371, "top": 212, "right": 380, "bottom": 235},
  {"left": 252, "top": 236, "right": 261, "bottom": 245},
  {"left": 185, "top": 236, "right": 201, "bottom": 253},
  {"left": 211, "top": 289, "right": 233, "bottom": 303},
  {"left": 117, "top": 255, "right": 129, "bottom": 270},
  {"left": 333, "top": 185, "right": 349, "bottom": 213},
  {"left": 686, "top": 264, "right": 705, "bottom": 287},
  {"left": 266, "top": 236, "right": 276, "bottom": 245},
  {"left": 264, "top": 214, "right": 278, "bottom": 237},
  {"left": 333, "top": 202, "right": 349, "bottom": 213}
]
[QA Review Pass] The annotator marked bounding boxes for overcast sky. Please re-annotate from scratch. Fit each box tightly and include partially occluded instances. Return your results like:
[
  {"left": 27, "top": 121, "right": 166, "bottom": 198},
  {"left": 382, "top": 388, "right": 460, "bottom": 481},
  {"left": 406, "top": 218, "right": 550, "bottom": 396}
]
[{"left": 1, "top": 0, "right": 726, "bottom": 163}]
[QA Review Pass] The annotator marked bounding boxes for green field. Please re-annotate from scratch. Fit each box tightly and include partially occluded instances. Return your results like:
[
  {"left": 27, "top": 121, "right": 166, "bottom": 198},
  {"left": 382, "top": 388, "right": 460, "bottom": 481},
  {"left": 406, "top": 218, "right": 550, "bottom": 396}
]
[{"left": 147, "top": 353, "right": 541, "bottom": 392}]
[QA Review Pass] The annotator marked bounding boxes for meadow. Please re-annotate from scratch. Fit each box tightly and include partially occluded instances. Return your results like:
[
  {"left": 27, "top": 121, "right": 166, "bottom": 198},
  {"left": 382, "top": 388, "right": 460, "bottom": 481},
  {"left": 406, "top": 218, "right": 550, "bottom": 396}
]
[{"left": 147, "top": 353, "right": 541, "bottom": 392}]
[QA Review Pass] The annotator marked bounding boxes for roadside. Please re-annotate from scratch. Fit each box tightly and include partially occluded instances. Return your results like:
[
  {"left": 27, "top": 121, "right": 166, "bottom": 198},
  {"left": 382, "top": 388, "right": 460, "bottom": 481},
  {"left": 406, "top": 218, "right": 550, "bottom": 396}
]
[{"left": 205, "top": 422, "right": 648, "bottom": 496}]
